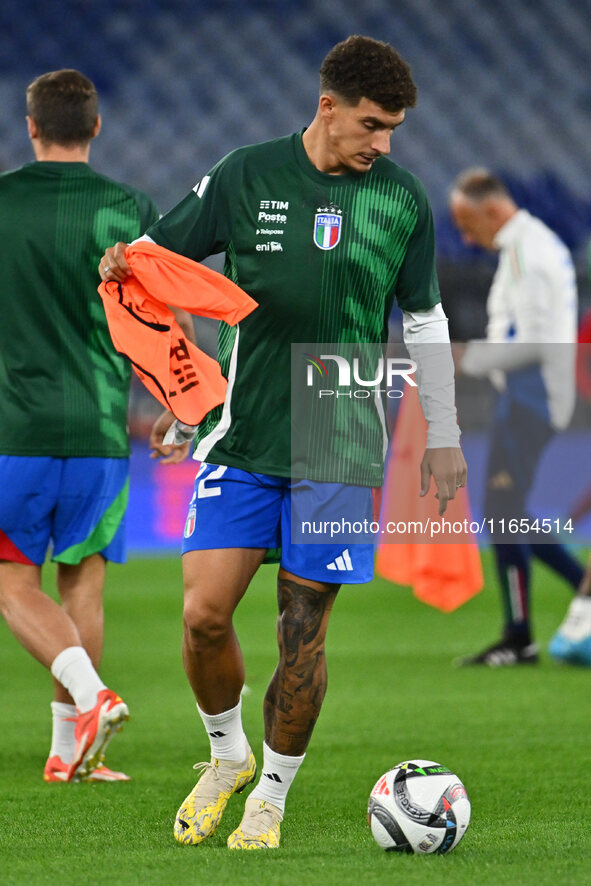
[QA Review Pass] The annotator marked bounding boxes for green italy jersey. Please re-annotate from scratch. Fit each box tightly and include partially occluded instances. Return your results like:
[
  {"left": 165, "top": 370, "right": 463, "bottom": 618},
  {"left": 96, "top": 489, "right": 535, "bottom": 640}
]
[
  {"left": 147, "top": 131, "right": 440, "bottom": 485},
  {"left": 0, "top": 162, "right": 158, "bottom": 457}
]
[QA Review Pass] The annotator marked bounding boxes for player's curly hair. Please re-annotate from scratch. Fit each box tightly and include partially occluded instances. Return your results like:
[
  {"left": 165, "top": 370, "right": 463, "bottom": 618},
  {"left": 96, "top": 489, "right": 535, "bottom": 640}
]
[
  {"left": 26, "top": 69, "right": 98, "bottom": 147},
  {"left": 320, "top": 35, "right": 417, "bottom": 111}
]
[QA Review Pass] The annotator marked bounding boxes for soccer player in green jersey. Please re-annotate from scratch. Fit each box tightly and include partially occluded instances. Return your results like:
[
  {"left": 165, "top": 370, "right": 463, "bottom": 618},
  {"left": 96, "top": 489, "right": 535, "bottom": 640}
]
[
  {"left": 0, "top": 69, "right": 191, "bottom": 783},
  {"left": 101, "top": 36, "right": 466, "bottom": 847}
]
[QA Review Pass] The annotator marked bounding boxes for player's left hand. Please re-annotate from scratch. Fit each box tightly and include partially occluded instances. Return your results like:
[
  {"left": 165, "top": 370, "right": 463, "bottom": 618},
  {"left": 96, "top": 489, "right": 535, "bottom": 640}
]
[
  {"left": 420, "top": 447, "right": 468, "bottom": 516},
  {"left": 149, "top": 410, "right": 191, "bottom": 464}
]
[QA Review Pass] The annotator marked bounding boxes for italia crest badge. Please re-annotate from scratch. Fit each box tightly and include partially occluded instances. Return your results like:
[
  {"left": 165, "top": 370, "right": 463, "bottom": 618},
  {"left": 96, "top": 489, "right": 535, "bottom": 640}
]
[
  {"left": 184, "top": 505, "right": 196, "bottom": 538},
  {"left": 313, "top": 205, "right": 343, "bottom": 250}
]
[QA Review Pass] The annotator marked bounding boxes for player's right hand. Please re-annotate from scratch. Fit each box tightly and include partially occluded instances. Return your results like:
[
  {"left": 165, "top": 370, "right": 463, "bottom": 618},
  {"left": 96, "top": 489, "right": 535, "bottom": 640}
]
[
  {"left": 149, "top": 410, "right": 191, "bottom": 464},
  {"left": 99, "top": 241, "right": 131, "bottom": 282},
  {"left": 420, "top": 446, "right": 468, "bottom": 516}
]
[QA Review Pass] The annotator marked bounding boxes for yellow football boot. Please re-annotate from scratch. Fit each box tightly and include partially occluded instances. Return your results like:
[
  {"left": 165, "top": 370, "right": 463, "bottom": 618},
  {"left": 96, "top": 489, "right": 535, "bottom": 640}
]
[
  {"left": 174, "top": 748, "right": 256, "bottom": 845},
  {"left": 227, "top": 797, "right": 283, "bottom": 849}
]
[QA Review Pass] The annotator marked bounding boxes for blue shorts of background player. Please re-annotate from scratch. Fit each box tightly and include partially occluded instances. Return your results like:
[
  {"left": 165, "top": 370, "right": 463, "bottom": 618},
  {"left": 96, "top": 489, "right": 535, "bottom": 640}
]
[
  {"left": 0, "top": 455, "right": 129, "bottom": 565},
  {"left": 181, "top": 462, "right": 377, "bottom": 584}
]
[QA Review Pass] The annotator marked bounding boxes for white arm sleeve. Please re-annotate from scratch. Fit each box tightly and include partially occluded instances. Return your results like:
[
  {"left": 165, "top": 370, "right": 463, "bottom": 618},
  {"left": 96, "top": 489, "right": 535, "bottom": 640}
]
[
  {"left": 163, "top": 420, "right": 199, "bottom": 446},
  {"left": 402, "top": 304, "right": 461, "bottom": 448}
]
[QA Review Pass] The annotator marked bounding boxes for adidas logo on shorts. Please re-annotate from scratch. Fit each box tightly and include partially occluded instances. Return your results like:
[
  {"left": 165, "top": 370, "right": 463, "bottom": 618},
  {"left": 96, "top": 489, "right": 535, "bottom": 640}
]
[{"left": 326, "top": 549, "right": 353, "bottom": 572}]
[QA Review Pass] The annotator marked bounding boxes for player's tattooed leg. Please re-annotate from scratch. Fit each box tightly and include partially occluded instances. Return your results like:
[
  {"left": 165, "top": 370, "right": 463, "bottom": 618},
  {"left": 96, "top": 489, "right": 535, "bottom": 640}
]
[{"left": 263, "top": 576, "right": 338, "bottom": 755}]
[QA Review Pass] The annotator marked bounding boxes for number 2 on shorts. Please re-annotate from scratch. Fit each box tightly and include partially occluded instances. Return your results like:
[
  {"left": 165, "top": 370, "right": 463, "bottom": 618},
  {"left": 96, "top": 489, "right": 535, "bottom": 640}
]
[{"left": 197, "top": 464, "right": 228, "bottom": 499}]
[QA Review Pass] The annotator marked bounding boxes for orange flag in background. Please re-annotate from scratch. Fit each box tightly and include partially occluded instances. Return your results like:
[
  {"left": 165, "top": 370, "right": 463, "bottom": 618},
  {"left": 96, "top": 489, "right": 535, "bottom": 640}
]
[{"left": 376, "top": 386, "right": 483, "bottom": 612}]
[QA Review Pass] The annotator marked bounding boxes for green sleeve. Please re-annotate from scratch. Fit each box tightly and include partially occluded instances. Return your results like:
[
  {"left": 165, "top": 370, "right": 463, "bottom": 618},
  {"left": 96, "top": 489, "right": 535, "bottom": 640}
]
[
  {"left": 145, "top": 152, "right": 241, "bottom": 260},
  {"left": 138, "top": 193, "right": 160, "bottom": 233},
  {"left": 394, "top": 178, "right": 441, "bottom": 312}
]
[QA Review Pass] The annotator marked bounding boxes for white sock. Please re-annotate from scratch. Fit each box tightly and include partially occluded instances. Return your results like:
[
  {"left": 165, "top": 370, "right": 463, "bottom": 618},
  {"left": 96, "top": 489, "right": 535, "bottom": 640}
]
[
  {"left": 197, "top": 698, "right": 249, "bottom": 761},
  {"left": 50, "top": 646, "right": 106, "bottom": 713},
  {"left": 49, "top": 702, "right": 77, "bottom": 762},
  {"left": 249, "top": 742, "right": 305, "bottom": 813},
  {"left": 563, "top": 596, "right": 591, "bottom": 639}
]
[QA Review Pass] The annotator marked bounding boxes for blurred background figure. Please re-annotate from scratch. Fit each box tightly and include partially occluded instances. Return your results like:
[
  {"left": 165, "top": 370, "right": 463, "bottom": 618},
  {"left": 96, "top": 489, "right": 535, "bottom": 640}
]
[
  {"left": 0, "top": 69, "right": 160, "bottom": 782},
  {"left": 449, "top": 168, "right": 584, "bottom": 666}
]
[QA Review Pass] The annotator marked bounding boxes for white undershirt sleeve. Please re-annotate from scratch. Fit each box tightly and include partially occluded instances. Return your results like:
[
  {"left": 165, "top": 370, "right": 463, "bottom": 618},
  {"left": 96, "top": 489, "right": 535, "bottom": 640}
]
[
  {"left": 132, "top": 233, "right": 157, "bottom": 245},
  {"left": 402, "top": 303, "right": 461, "bottom": 448}
]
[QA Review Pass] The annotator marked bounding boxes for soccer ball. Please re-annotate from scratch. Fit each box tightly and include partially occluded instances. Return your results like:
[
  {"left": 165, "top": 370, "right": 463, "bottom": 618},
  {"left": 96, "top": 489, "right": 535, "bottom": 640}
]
[{"left": 368, "top": 759, "right": 471, "bottom": 854}]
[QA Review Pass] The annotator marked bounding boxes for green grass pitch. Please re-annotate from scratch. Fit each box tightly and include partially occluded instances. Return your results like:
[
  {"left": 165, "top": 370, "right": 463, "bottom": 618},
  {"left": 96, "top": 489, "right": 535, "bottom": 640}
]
[{"left": 0, "top": 551, "right": 589, "bottom": 885}]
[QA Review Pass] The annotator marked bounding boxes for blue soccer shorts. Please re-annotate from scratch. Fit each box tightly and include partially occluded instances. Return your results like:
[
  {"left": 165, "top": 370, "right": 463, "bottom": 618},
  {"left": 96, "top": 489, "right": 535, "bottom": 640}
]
[
  {"left": 181, "top": 462, "right": 377, "bottom": 584},
  {"left": 0, "top": 455, "right": 129, "bottom": 566}
]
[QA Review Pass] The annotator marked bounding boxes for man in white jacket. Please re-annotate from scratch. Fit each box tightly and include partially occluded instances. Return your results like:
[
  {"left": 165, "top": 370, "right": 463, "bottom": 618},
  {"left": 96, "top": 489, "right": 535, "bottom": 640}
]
[{"left": 450, "top": 167, "right": 584, "bottom": 666}]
